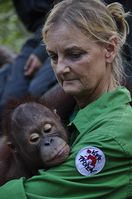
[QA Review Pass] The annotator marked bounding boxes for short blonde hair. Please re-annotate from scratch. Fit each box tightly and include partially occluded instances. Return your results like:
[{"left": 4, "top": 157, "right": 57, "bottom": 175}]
[{"left": 43, "top": 0, "right": 130, "bottom": 85}]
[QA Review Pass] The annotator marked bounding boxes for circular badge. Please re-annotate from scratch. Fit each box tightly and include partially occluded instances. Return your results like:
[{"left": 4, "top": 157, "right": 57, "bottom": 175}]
[{"left": 75, "top": 146, "right": 105, "bottom": 176}]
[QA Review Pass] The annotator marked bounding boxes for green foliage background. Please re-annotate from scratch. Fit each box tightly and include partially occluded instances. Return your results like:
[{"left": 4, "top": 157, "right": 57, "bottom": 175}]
[{"left": 0, "top": 0, "right": 30, "bottom": 53}]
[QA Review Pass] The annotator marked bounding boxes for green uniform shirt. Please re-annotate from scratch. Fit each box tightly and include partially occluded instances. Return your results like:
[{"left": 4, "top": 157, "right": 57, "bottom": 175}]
[{"left": 1, "top": 87, "right": 132, "bottom": 199}]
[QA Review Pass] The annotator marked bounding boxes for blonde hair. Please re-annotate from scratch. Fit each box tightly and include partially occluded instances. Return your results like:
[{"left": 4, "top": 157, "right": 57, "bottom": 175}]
[{"left": 43, "top": 0, "right": 130, "bottom": 85}]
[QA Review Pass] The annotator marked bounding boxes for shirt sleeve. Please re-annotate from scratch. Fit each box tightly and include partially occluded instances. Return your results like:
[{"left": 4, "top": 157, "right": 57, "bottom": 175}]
[
  {"left": 33, "top": 43, "right": 48, "bottom": 63},
  {"left": 32, "top": 27, "right": 49, "bottom": 63}
]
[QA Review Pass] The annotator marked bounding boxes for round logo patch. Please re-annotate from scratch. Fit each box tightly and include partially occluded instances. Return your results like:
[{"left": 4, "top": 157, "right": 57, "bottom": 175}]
[{"left": 75, "top": 146, "right": 105, "bottom": 176}]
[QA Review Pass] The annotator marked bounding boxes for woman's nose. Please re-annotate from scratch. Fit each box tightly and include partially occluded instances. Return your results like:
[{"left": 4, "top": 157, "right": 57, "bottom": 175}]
[{"left": 56, "top": 59, "right": 70, "bottom": 75}]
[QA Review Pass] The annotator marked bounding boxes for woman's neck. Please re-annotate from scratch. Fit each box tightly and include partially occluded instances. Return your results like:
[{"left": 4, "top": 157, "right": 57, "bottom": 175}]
[{"left": 75, "top": 78, "right": 117, "bottom": 109}]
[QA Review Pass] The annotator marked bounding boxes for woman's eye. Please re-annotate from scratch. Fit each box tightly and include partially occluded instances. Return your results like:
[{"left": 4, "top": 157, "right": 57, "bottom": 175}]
[
  {"left": 68, "top": 51, "right": 85, "bottom": 60},
  {"left": 71, "top": 53, "right": 81, "bottom": 58},
  {"left": 29, "top": 133, "right": 40, "bottom": 143},
  {"left": 43, "top": 123, "right": 52, "bottom": 133},
  {"left": 49, "top": 54, "right": 58, "bottom": 63}
]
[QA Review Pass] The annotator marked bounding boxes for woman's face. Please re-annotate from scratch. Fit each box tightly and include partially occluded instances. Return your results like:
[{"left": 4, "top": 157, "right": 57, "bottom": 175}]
[{"left": 45, "top": 24, "right": 114, "bottom": 106}]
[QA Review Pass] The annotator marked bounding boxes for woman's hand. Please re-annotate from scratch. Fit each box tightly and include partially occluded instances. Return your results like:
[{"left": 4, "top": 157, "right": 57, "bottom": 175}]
[{"left": 24, "top": 54, "right": 42, "bottom": 77}]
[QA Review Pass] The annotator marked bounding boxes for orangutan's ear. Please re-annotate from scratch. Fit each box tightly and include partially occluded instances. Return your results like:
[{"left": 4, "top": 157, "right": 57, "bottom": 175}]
[
  {"left": 53, "top": 109, "right": 61, "bottom": 120},
  {"left": 7, "top": 141, "right": 17, "bottom": 153}
]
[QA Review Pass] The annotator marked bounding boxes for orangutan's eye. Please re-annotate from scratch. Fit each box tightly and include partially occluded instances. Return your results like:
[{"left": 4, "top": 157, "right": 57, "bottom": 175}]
[
  {"left": 29, "top": 133, "right": 40, "bottom": 143},
  {"left": 43, "top": 123, "right": 52, "bottom": 133}
]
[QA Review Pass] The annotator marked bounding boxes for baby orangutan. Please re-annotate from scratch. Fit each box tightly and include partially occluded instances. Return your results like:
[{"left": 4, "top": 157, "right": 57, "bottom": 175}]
[{"left": 0, "top": 99, "right": 70, "bottom": 185}]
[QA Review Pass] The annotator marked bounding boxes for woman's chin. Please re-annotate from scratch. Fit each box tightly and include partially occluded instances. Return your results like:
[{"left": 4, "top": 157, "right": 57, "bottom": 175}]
[
  {"left": 62, "top": 81, "right": 82, "bottom": 96},
  {"left": 63, "top": 87, "right": 80, "bottom": 96}
]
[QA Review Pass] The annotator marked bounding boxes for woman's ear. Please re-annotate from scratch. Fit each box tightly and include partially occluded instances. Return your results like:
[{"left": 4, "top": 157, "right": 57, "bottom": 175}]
[{"left": 105, "top": 35, "right": 118, "bottom": 63}]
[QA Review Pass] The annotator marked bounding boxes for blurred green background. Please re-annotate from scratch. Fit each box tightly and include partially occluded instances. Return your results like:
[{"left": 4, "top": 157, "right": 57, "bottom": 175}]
[{"left": 0, "top": 0, "right": 30, "bottom": 53}]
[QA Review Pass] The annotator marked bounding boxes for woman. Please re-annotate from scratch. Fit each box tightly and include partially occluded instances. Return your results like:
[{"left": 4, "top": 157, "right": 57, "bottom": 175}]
[{"left": 0, "top": 0, "right": 132, "bottom": 198}]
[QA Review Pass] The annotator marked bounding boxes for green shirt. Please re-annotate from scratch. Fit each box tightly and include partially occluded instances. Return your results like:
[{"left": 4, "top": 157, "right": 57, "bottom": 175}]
[{"left": 1, "top": 87, "right": 132, "bottom": 199}]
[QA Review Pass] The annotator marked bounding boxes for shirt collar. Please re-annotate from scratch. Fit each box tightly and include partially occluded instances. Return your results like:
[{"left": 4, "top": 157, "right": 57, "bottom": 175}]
[{"left": 69, "top": 87, "right": 131, "bottom": 134}]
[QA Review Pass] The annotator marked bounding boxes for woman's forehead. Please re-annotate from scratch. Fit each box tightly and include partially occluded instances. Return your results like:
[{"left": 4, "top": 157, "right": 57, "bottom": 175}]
[{"left": 46, "top": 24, "right": 92, "bottom": 51}]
